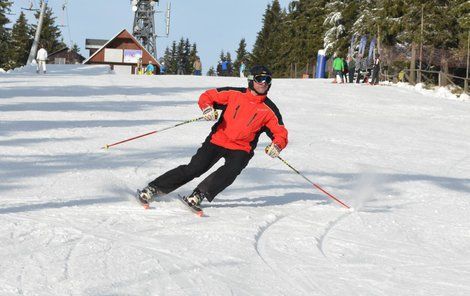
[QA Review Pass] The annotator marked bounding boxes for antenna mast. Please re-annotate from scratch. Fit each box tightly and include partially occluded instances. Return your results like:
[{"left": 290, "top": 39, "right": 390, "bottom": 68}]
[{"left": 131, "top": 0, "right": 158, "bottom": 58}]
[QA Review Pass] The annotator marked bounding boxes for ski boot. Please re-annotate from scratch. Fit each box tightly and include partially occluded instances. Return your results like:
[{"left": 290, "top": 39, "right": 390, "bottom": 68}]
[
  {"left": 137, "top": 185, "right": 163, "bottom": 209},
  {"left": 180, "top": 189, "right": 207, "bottom": 216}
]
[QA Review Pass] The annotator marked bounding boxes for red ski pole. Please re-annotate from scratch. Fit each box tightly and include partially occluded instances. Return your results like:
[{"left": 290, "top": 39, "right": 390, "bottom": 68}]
[
  {"left": 101, "top": 116, "right": 204, "bottom": 149},
  {"left": 277, "top": 156, "right": 351, "bottom": 209}
]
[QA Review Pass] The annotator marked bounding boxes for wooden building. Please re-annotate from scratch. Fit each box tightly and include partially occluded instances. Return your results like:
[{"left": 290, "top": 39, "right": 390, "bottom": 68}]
[
  {"left": 48, "top": 47, "right": 85, "bottom": 64},
  {"left": 83, "top": 29, "right": 159, "bottom": 75},
  {"left": 85, "top": 39, "right": 107, "bottom": 57}
]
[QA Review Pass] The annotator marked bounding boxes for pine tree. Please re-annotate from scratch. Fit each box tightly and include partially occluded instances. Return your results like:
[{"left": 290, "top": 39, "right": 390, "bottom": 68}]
[
  {"left": 0, "top": 0, "right": 12, "bottom": 70},
  {"left": 10, "top": 12, "right": 32, "bottom": 68},
  {"left": 451, "top": 0, "right": 470, "bottom": 51},
  {"left": 219, "top": 50, "right": 226, "bottom": 62},
  {"left": 323, "top": 0, "right": 348, "bottom": 56},
  {"left": 33, "top": 6, "right": 66, "bottom": 53},
  {"left": 233, "top": 38, "right": 248, "bottom": 77},
  {"left": 189, "top": 43, "right": 198, "bottom": 74},
  {"left": 162, "top": 46, "right": 173, "bottom": 74},
  {"left": 251, "top": 0, "right": 285, "bottom": 75},
  {"left": 70, "top": 43, "right": 80, "bottom": 53},
  {"left": 183, "top": 38, "right": 191, "bottom": 74},
  {"left": 280, "top": 0, "right": 328, "bottom": 77},
  {"left": 207, "top": 66, "right": 215, "bottom": 76}
]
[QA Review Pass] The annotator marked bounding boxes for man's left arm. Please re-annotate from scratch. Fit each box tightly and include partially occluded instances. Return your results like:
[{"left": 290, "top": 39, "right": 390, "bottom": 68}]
[{"left": 264, "top": 111, "right": 288, "bottom": 158}]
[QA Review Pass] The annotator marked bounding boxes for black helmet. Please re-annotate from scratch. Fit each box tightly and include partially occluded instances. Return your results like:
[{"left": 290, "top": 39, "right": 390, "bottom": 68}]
[{"left": 248, "top": 65, "right": 272, "bottom": 95}]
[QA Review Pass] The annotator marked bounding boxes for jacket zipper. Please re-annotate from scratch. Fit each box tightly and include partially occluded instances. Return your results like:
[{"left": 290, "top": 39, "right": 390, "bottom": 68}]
[
  {"left": 233, "top": 105, "right": 240, "bottom": 119},
  {"left": 247, "top": 113, "right": 257, "bottom": 126}
]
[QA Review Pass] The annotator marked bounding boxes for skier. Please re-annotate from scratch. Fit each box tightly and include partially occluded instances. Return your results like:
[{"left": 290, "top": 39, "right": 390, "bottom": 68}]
[
  {"left": 138, "top": 65, "right": 288, "bottom": 208},
  {"left": 36, "top": 46, "right": 48, "bottom": 74}
]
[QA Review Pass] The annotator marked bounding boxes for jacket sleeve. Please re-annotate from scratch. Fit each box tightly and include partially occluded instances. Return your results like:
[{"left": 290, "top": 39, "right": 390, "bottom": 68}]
[
  {"left": 198, "top": 88, "right": 231, "bottom": 110},
  {"left": 265, "top": 112, "right": 288, "bottom": 150}
]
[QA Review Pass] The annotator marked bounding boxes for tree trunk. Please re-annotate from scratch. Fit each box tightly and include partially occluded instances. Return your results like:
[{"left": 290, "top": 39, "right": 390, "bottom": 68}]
[{"left": 410, "top": 42, "right": 417, "bottom": 84}]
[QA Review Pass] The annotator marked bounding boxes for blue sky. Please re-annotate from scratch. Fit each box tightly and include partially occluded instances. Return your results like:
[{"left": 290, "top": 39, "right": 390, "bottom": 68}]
[{"left": 9, "top": 0, "right": 292, "bottom": 73}]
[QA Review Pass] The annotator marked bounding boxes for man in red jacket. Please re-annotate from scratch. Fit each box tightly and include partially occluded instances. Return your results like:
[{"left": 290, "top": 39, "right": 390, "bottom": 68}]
[{"left": 138, "top": 65, "right": 288, "bottom": 207}]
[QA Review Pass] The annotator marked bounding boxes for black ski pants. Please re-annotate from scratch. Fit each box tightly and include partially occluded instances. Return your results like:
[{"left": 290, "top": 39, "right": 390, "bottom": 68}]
[{"left": 149, "top": 141, "right": 252, "bottom": 202}]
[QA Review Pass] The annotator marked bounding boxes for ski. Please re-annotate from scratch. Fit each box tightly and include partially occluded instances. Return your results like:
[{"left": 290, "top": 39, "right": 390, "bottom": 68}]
[
  {"left": 178, "top": 194, "right": 204, "bottom": 217},
  {"left": 135, "top": 190, "right": 151, "bottom": 209}
]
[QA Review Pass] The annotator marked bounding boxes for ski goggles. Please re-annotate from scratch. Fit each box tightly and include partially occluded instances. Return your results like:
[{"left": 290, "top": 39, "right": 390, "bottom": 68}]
[{"left": 249, "top": 74, "right": 272, "bottom": 85}]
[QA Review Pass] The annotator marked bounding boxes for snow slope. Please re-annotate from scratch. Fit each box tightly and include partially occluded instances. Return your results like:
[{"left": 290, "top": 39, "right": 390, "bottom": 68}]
[{"left": 1, "top": 65, "right": 470, "bottom": 296}]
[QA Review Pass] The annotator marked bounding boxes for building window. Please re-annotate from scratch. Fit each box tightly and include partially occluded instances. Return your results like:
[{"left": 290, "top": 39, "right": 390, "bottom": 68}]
[{"left": 55, "top": 58, "right": 66, "bottom": 64}]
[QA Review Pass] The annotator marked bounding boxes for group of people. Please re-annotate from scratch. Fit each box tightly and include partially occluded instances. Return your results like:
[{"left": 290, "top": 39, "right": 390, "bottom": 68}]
[
  {"left": 332, "top": 52, "right": 381, "bottom": 85},
  {"left": 135, "top": 58, "right": 156, "bottom": 75}
]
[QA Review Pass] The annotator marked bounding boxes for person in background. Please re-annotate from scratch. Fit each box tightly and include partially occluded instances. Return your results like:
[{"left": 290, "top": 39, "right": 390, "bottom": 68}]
[
  {"left": 347, "top": 55, "right": 355, "bottom": 83},
  {"left": 36, "top": 46, "right": 48, "bottom": 74},
  {"left": 193, "top": 57, "right": 202, "bottom": 76},
  {"left": 160, "top": 61, "right": 166, "bottom": 74},
  {"left": 370, "top": 53, "right": 381, "bottom": 85},
  {"left": 355, "top": 53, "right": 363, "bottom": 83},
  {"left": 221, "top": 60, "right": 228, "bottom": 76},
  {"left": 342, "top": 57, "right": 349, "bottom": 83},
  {"left": 177, "top": 58, "right": 185, "bottom": 75},
  {"left": 137, "top": 65, "right": 288, "bottom": 209},
  {"left": 136, "top": 58, "right": 143, "bottom": 75},
  {"left": 145, "top": 62, "right": 155, "bottom": 75},
  {"left": 239, "top": 61, "right": 246, "bottom": 78},
  {"left": 332, "top": 53, "right": 344, "bottom": 83}
]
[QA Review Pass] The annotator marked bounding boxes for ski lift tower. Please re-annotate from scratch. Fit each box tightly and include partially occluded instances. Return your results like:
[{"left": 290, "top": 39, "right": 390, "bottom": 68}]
[{"left": 131, "top": 0, "right": 159, "bottom": 58}]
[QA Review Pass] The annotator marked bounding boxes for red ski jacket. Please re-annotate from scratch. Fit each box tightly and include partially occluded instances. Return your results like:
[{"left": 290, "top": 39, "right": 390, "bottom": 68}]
[{"left": 198, "top": 87, "right": 288, "bottom": 153}]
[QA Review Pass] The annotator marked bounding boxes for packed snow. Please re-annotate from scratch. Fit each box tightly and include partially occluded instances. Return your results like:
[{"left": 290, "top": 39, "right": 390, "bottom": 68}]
[{"left": 1, "top": 65, "right": 470, "bottom": 296}]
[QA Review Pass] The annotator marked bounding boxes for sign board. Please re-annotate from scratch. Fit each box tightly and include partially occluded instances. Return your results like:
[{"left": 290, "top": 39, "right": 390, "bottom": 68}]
[
  {"left": 123, "top": 49, "right": 143, "bottom": 63},
  {"left": 104, "top": 48, "right": 123, "bottom": 63}
]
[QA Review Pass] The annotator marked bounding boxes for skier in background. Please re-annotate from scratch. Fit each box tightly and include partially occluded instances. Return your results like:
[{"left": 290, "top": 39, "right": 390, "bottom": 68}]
[
  {"left": 36, "top": 46, "right": 48, "bottom": 74},
  {"left": 137, "top": 65, "right": 288, "bottom": 208}
]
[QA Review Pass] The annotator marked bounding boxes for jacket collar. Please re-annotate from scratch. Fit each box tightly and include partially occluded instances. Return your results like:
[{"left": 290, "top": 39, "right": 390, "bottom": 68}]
[{"left": 245, "top": 88, "right": 267, "bottom": 103}]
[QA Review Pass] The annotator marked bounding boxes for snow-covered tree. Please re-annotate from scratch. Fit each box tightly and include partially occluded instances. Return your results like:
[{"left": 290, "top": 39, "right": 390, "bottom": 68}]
[{"left": 323, "top": 1, "right": 347, "bottom": 55}]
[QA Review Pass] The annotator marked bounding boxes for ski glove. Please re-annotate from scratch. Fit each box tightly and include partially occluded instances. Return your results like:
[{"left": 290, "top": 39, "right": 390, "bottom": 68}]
[
  {"left": 265, "top": 143, "right": 281, "bottom": 158},
  {"left": 203, "top": 106, "right": 218, "bottom": 121}
]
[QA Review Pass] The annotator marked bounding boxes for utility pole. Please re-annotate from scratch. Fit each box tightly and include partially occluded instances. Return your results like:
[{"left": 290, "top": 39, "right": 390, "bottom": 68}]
[{"left": 27, "top": 0, "right": 47, "bottom": 65}]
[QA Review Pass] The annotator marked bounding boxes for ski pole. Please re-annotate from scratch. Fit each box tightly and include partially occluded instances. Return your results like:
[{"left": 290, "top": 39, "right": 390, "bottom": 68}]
[
  {"left": 101, "top": 116, "right": 205, "bottom": 149},
  {"left": 277, "top": 155, "right": 351, "bottom": 209}
]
